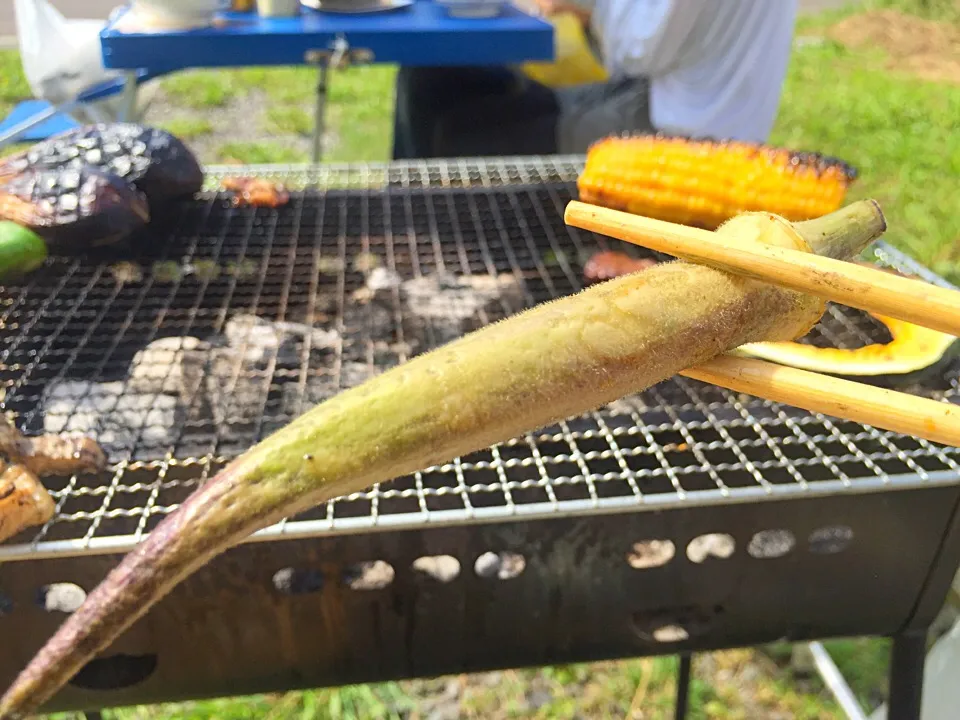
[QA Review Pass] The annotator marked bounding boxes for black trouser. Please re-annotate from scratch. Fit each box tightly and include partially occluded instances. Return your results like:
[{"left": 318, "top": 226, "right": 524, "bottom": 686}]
[
  {"left": 392, "top": 66, "right": 562, "bottom": 159},
  {"left": 392, "top": 66, "right": 654, "bottom": 160}
]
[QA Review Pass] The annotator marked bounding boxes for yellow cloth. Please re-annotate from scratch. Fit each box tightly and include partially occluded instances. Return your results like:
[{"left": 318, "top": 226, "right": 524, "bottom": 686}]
[{"left": 520, "top": 12, "right": 609, "bottom": 89}]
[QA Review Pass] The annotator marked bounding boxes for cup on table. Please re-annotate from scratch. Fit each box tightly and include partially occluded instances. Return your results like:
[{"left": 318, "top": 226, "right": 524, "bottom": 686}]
[{"left": 258, "top": 0, "right": 301, "bottom": 17}]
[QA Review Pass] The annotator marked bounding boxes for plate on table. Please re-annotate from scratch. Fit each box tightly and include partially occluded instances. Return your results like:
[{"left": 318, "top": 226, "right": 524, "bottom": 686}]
[
  {"left": 437, "top": 0, "right": 507, "bottom": 18},
  {"left": 301, "top": 0, "right": 413, "bottom": 12}
]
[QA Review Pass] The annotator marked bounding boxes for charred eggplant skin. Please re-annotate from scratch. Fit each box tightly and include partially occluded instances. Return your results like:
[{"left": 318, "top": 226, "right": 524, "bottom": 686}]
[
  {"left": 2, "top": 124, "right": 204, "bottom": 208},
  {"left": 0, "top": 165, "right": 150, "bottom": 250}
]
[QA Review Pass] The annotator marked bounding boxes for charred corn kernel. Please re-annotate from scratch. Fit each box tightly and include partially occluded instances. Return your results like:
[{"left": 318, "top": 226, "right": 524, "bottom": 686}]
[{"left": 577, "top": 135, "right": 858, "bottom": 229}]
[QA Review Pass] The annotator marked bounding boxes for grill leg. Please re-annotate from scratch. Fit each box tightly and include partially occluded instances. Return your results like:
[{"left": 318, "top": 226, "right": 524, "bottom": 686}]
[
  {"left": 888, "top": 631, "right": 927, "bottom": 720},
  {"left": 675, "top": 653, "right": 692, "bottom": 720}
]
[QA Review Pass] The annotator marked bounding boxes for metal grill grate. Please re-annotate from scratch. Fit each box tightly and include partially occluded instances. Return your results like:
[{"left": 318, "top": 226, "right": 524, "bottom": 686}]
[{"left": 2, "top": 158, "right": 959, "bottom": 561}]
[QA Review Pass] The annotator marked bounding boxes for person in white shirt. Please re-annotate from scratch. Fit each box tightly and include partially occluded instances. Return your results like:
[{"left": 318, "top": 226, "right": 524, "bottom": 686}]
[{"left": 391, "top": 0, "right": 799, "bottom": 159}]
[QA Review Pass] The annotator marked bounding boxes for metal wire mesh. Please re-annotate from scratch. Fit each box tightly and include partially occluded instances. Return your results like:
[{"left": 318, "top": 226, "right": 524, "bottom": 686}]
[{"left": 1, "top": 157, "right": 959, "bottom": 561}]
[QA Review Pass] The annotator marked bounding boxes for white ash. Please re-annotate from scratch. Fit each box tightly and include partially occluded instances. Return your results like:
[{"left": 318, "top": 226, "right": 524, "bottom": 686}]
[
  {"left": 366, "top": 267, "right": 403, "bottom": 293},
  {"left": 43, "top": 380, "right": 179, "bottom": 455},
  {"left": 391, "top": 272, "right": 523, "bottom": 346},
  {"left": 223, "top": 314, "right": 339, "bottom": 369},
  {"left": 41, "top": 313, "right": 343, "bottom": 459},
  {"left": 128, "top": 336, "right": 210, "bottom": 396},
  {"left": 401, "top": 273, "right": 521, "bottom": 322}
]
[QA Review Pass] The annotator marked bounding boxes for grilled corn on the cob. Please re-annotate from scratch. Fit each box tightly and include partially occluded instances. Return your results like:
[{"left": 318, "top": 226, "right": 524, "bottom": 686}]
[{"left": 577, "top": 135, "right": 857, "bottom": 229}]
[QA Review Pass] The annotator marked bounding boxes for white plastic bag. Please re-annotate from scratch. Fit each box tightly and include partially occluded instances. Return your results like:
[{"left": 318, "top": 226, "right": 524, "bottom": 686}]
[{"left": 13, "top": 0, "right": 154, "bottom": 125}]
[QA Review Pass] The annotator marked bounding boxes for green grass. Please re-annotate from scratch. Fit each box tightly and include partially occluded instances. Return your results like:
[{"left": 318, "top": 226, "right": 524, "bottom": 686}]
[
  {"left": 156, "top": 64, "right": 396, "bottom": 161},
  {"left": 770, "top": 20, "right": 960, "bottom": 281},
  {"left": 162, "top": 70, "right": 236, "bottom": 109},
  {"left": 0, "top": 51, "right": 31, "bottom": 121},
  {"left": 158, "top": 117, "right": 215, "bottom": 141},
  {"left": 216, "top": 141, "right": 308, "bottom": 164},
  {"left": 265, "top": 106, "right": 314, "bottom": 135}
]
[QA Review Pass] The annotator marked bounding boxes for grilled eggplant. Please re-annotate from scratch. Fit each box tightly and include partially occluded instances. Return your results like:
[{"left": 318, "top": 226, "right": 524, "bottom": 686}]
[
  {"left": 2, "top": 124, "right": 204, "bottom": 209},
  {"left": 0, "top": 165, "right": 150, "bottom": 250}
]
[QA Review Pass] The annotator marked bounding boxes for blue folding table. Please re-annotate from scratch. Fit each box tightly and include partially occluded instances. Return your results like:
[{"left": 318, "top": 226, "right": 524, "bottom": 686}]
[{"left": 98, "top": 1, "right": 555, "bottom": 162}]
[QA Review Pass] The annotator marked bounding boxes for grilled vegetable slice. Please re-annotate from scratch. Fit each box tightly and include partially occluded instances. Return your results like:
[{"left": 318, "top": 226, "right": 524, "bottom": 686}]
[
  {"left": 1, "top": 124, "right": 204, "bottom": 209},
  {"left": 0, "top": 201, "right": 887, "bottom": 720},
  {"left": 0, "top": 461, "right": 55, "bottom": 545},
  {"left": 0, "top": 165, "right": 149, "bottom": 250},
  {"left": 0, "top": 221, "right": 47, "bottom": 282},
  {"left": 738, "top": 313, "right": 959, "bottom": 387},
  {"left": 578, "top": 134, "right": 857, "bottom": 230},
  {"left": 0, "top": 417, "right": 107, "bottom": 478}
]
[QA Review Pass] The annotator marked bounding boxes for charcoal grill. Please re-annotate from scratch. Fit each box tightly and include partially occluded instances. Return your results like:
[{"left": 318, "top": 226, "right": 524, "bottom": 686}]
[{"left": 1, "top": 157, "right": 959, "bottom": 719}]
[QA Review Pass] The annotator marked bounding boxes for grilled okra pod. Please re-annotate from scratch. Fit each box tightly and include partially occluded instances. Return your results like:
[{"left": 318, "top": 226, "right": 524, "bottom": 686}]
[{"left": 0, "top": 201, "right": 886, "bottom": 719}]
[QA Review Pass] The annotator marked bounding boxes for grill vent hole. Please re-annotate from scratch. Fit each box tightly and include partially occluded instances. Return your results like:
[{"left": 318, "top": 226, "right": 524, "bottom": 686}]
[
  {"left": 343, "top": 561, "right": 395, "bottom": 590},
  {"left": 0, "top": 592, "right": 12, "bottom": 617},
  {"left": 632, "top": 605, "right": 723, "bottom": 643},
  {"left": 653, "top": 625, "right": 689, "bottom": 643},
  {"left": 474, "top": 551, "right": 526, "bottom": 580},
  {"left": 273, "top": 568, "right": 325, "bottom": 595},
  {"left": 808, "top": 525, "right": 854, "bottom": 554},
  {"left": 627, "top": 540, "right": 676, "bottom": 569},
  {"left": 747, "top": 530, "right": 796, "bottom": 559},
  {"left": 412, "top": 555, "right": 461, "bottom": 582},
  {"left": 69, "top": 654, "right": 158, "bottom": 691},
  {"left": 36, "top": 583, "right": 87, "bottom": 613},
  {"left": 686, "top": 533, "right": 735, "bottom": 563}
]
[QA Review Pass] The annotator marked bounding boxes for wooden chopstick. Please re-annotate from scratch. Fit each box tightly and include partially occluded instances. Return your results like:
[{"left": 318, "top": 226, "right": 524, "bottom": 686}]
[
  {"left": 683, "top": 355, "right": 960, "bottom": 448},
  {"left": 560, "top": 201, "right": 960, "bottom": 446},
  {"left": 564, "top": 201, "right": 960, "bottom": 338}
]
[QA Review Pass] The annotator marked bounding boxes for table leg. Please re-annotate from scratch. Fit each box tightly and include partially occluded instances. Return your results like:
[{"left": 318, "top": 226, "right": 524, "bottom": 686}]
[
  {"left": 0, "top": 105, "right": 60, "bottom": 148},
  {"left": 312, "top": 63, "right": 330, "bottom": 164},
  {"left": 119, "top": 71, "right": 140, "bottom": 123}
]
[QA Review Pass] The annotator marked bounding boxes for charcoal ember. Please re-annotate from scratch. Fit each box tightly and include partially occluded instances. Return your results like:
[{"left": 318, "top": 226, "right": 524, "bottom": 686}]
[
  {"left": 7, "top": 123, "right": 204, "bottom": 208},
  {"left": 0, "top": 165, "right": 149, "bottom": 249}
]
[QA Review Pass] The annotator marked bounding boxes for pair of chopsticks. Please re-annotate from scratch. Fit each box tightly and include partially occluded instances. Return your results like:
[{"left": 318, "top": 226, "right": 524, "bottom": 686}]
[{"left": 564, "top": 200, "right": 960, "bottom": 448}]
